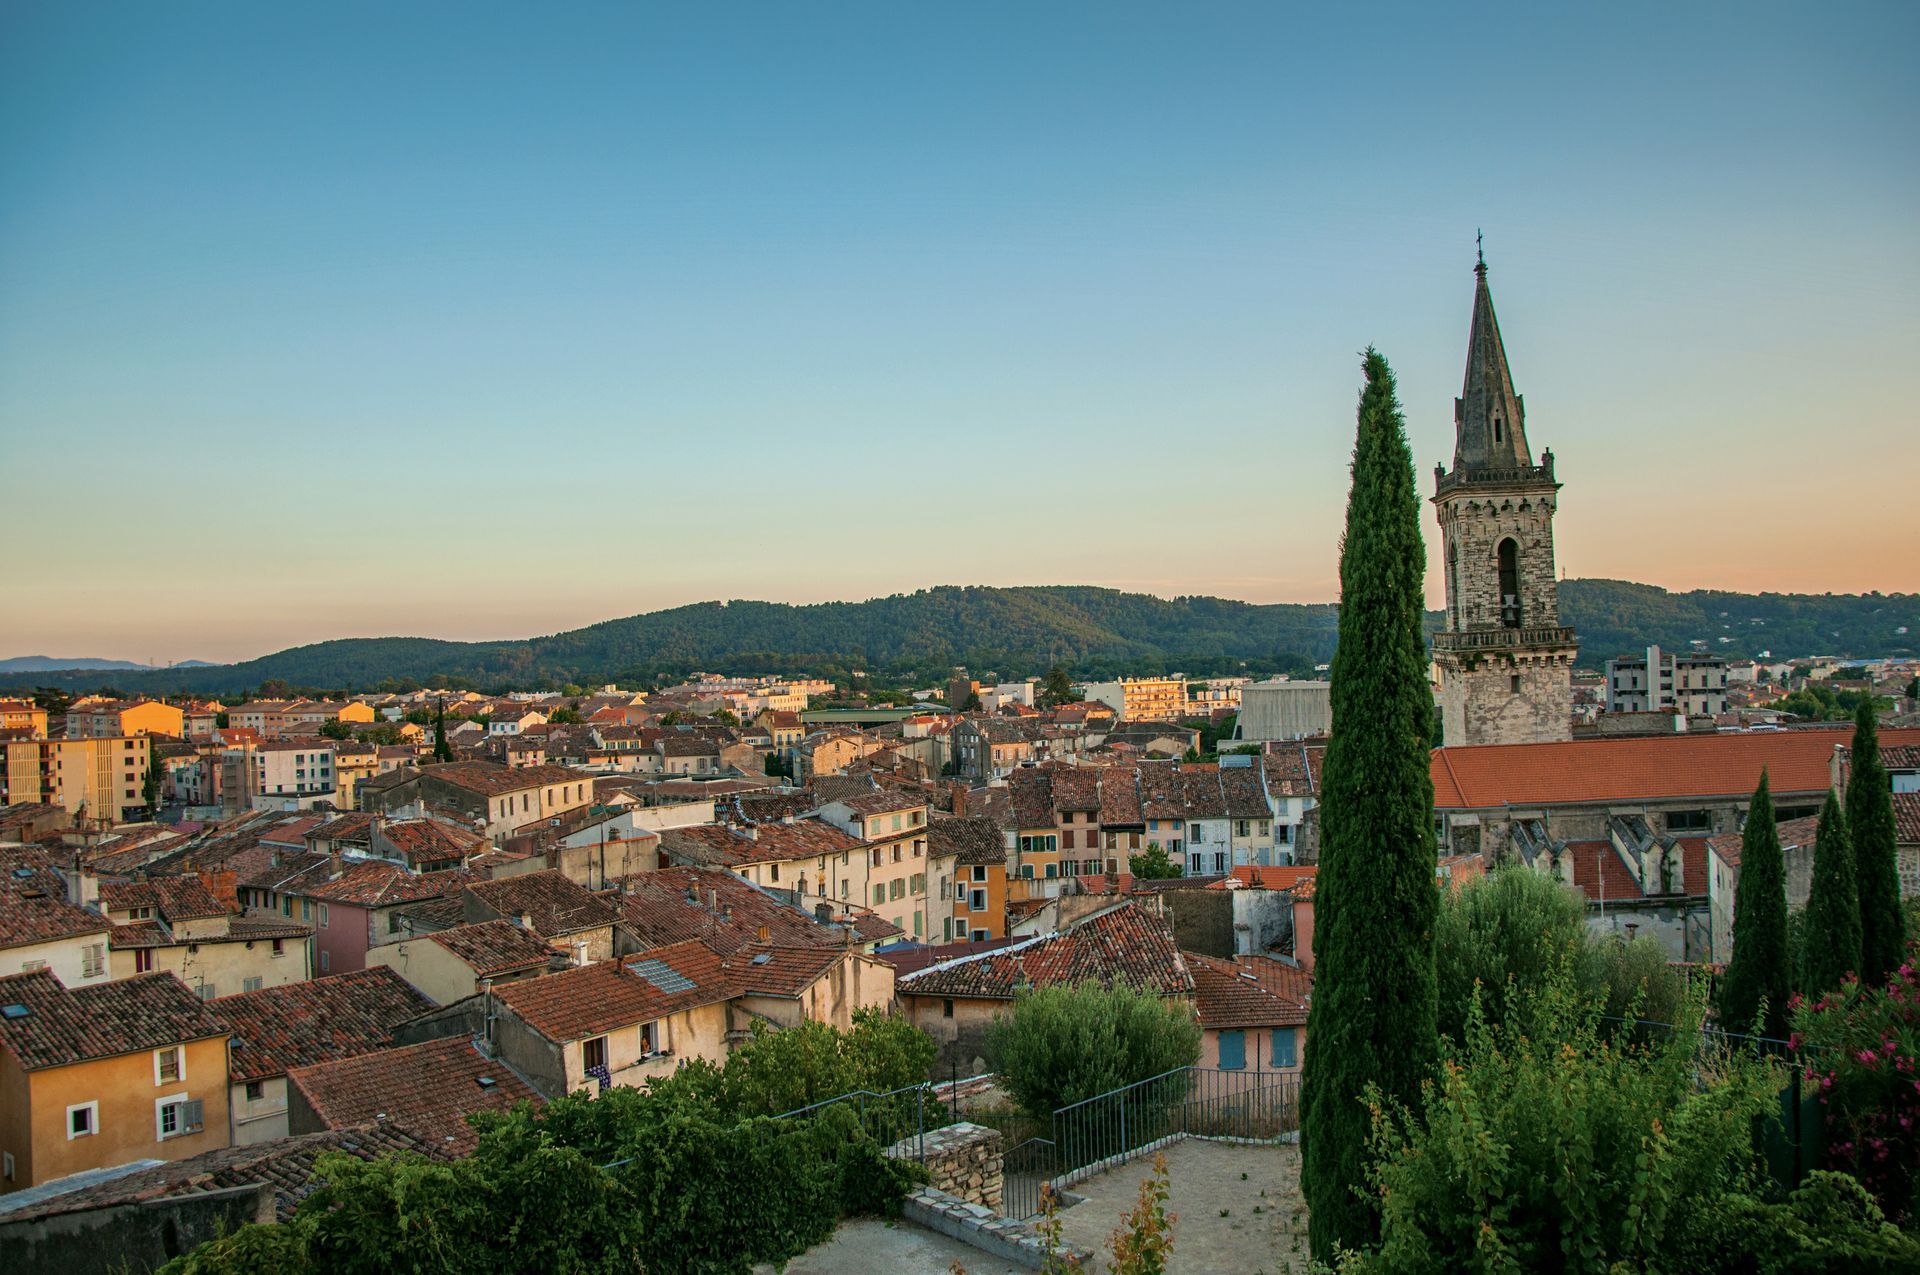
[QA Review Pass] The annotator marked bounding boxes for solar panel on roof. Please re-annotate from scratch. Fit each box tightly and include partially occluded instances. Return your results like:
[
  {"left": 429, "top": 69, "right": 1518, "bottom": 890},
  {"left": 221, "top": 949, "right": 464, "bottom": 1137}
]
[{"left": 629, "top": 958, "right": 695, "bottom": 994}]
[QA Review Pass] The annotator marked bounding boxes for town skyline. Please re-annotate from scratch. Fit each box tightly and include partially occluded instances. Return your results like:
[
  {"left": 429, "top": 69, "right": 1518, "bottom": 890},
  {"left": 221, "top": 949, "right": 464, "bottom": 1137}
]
[{"left": 5, "top": 3, "right": 1917, "bottom": 662}]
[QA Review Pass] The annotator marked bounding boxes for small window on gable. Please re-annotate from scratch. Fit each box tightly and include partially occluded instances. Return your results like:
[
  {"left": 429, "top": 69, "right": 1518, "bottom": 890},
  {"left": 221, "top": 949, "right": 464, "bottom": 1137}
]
[{"left": 1493, "top": 417, "right": 1504, "bottom": 444}]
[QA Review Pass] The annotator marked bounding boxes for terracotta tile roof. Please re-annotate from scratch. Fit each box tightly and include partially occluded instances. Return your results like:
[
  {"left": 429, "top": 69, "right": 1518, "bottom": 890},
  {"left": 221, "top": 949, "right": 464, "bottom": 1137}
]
[
  {"left": 732, "top": 791, "right": 819, "bottom": 825},
  {"left": 846, "top": 910, "right": 904, "bottom": 944},
  {"left": 898, "top": 903, "right": 1192, "bottom": 1000},
  {"left": 1260, "top": 743, "right": 1324, "bottom": 798},
  {"left": 0, "top": 970, "right": 227, "bottom": 1071},
  {"left": 380, "top": 818, "right": 486, "bottom": 862},
  {"left": 1431, "top": 729, "right": 1920, "bottom": 809},
  {"left": 659, "top": 734, "right": 721, "bottom": 757},
  {"left": 739, "top": 819, "right": 866, "bottom": 861},
  {"left": 1008, "top": 770, "right": 1055, "bottom": 829},
  {"left": 214, "top": 967, "right": 434, "bottom": 1082},
  {"left": 424, "top": 919, "right": 560, "bottom": 977},
  {"left": 1049, "top": 768, "right": 1102, "bottom": 812},
  {"left": 831, "top": 790, "right": 925, "bottom": 817},
  {"left": 1895, "top": 792, "right": 1920, "bottom": 845},
  {"left": 1097, "top": 769, "right": 1144, "bottom": 825},
  {"left": 306, "top": 813, "right": 375, "bottom": 845},
  {"left": 0, "top": 858, "right": 109, "bottom": 950},
  {"left": 0, "top": 1124, "right": 447, "bottom": 1224},
  {"left": 302, "top": 862, "right": 468, "bottom": 909},
  {"left": 1708, "top": 815, "right": 1821, "bottom": 873},
  {"left": 287, "top": 1036, "right": 540, "bottom": 1154},
  {"left": 1187, "top": 952, "right": 1311, "bottom": 1029},
  {"left": 420, "top": 761, "right": 587, "bottom": 797},
  {"left": 490, "top": 940, "right": 736, "bottom": 1042},
  {"left": 1178, "top": 767, "right": 1229, "bottom": 819},
  {"left": 108, "top": 919, "right": 175, "bottom": 949},
  {"left": 1221, "top": 865, "right": 1318, "bottom": 898},
  {"left": 873, "top": 938, "right": 1017, "bottom": 977},
  {"left": 928, "top": 816, "right": 1005, "bottom": 867},
  {"left": 615, "top": 867, "right": 834, "bottom": 954},
  {"left": 1136, "top": 760, "right": 1186, "bottom": 821},
  {"left": 100, "top": 874, "right": 230, "bottom": 922},
  {"left": 464, "top": 871, "right": 618, "bottom": 937},
  {"left": 725, "top": 944, "right": 846, "bottom": 997},
  {"left": 1879, "top": 745, "right": 1920, "bottom": 772}
]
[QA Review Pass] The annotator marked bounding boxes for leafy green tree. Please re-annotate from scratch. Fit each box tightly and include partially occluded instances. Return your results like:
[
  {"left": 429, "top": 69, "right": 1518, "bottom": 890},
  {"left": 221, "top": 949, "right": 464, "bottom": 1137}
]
[
  {"left": 1849, "top": 701, "right": 1905, "bottom": 987},
  {"left": 1040, "top": 664, "right": 1075, "bottom": 708},
  {"left": 1128, "top": 842, "right": 1183, "bottom": 880},
  {"left": 1344, "top": 961, "right": 1787, "bottom": 1274},
  {"left": 317, "top": 717, "right": 354, "bottom": 740},
  {"left": 1906, "top": 675, "right": 1919, "bottom": 704},
  {"left": 1433, "top": 865, "right": 1681, "bottom": 1045},
  {"left": 959, "top": 690, "right": 982, "bottom": 712},
  {"left": 1301, "top": 350, "right": 1439, "bottom": 1263},
  {"left": 985, "top": 982, "right": 1201, "bottom": 1117},
  {"left": 213, "top": 711, "right": 230, "bottom": 729},
  {"left": 650, "top": 1008, "right": 935, "bottom": 1118},
  {"left": 548, "top": 707, "right": 582, "bottom": 724},
  {"left": 1799, "top": 790, "right": 1861, "bottom": 996},
  {"left": 405, "top": 706, "right": 432, "bottom": 726},
  {"left": 1720, "top": 772, "right": 1789, "bottom": 1039}
]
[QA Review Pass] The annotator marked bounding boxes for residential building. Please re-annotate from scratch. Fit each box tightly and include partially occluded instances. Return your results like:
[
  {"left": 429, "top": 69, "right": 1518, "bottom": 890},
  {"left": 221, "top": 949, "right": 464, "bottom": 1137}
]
[
  {"left": 100, "top": 876, "right": 314, "bottom": 998},
  {"left": 285, "top": 1035, "right": 539, "bottom": 1153},
  {"left": 1429, "top": 255, "right": 1579, "bottom": 747},
  {"left": 293, "top": 863, "right": 468, "bottom": 975},
  {"left": 407, "top": 762, "right": 594, "bottom": 842},
  {"left": 211, "top": 966, "right": 433, "bottom": 1144},
  {"left": 365, "top": 918, "right": 559, "bottom": 1005},
  {"left": 1078, "top": 677, "right": 1186, "bottom": 722},
  {"left": 1, "top": 735, "right": 152, "bottom": 825},
  {"left": 461, "top": 870, "right": 621, "bottom": 966},
  {"left": 1606, "top": 645, "right": 1730, "bottom": 716},
  {"left": 218, "top": 741, "right": 336, "bottom": 814},
  {"left": 933, "top": 816, "right": 1008, "bottom": 942},
  {"left": 817, "top": 792, "right": 935, "bottom": 942},
  {"left": 66, "top": 700, "right": 186, "bottom": 740},
  {"left": 1186, "top": 952, "right": 1310, "bottom": 1077},
  {"left": 0, "top": 701, "right": 49, "bottom": 739},
  {"left": 1182, "top": 678, "right": 1247, "bottom": 719},
  {"left": 0, "top": 854, "right": 111, "bottom": 988},
  {"left": 0, "top": 970, "right": 230, "bottom": 1194}
]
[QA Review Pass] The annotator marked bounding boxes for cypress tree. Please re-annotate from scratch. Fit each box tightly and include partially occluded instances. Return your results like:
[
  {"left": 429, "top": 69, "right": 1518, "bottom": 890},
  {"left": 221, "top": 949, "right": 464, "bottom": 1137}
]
[
  {"left": 1848, "top": 700, "right": 1905, "bottom": 986},
  {"left": 1798, "top": 789, "right": 1860, "bottom": 995},
  {"left": 433, "top": 699, "right": 454, "bottom": 763},
  {"left": 1720, "top": 771, "right": 1789, "bottom": 1039},
  {"left": 1300, "top": 350, "right": 1438, "bottom": 1263}
]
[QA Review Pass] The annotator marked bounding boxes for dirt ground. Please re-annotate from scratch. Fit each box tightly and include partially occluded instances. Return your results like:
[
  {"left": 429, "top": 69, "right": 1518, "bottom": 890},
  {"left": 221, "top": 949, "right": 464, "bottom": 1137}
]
[
  {"left": 1053, "top": 1138, "right": 1310, "bottom": 1274},
  {"left": 756, "top": 1216, "right": 1021, "bottom": 1275}
]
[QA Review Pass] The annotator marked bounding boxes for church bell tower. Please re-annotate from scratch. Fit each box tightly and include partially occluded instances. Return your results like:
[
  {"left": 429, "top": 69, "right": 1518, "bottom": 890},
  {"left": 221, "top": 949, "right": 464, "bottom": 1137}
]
[{"left": 1431, "top": 249, "right": 1578, "bottom": 746}]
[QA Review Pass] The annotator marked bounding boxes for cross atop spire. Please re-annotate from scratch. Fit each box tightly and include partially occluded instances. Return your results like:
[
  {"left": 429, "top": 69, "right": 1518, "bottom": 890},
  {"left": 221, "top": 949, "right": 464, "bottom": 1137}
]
[
  {"left": 1452, "top": 250, "right": 1531, "bottom": 471},
  {"left": 1476, "top": 228, "right": 1484, "bottom": 270}
]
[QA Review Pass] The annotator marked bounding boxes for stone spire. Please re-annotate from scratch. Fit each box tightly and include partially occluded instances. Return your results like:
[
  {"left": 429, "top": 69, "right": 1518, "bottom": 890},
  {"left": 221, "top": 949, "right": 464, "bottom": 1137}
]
[{"left": 1452, "top": 251, "right": 1532, "bottom": 471}]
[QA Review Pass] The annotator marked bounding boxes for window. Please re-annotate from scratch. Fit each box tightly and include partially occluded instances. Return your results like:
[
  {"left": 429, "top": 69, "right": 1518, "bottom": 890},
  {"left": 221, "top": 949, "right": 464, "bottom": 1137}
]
[
  {"left": 839, "top": 880, "right": 849, "bottom": 899},
  {"left": 155, "top": 1047, "right": 183, "bottom": 1085},
  {"left": 135, "top": 948, "right": 155, "bottom": 973},
  {"left": 943, "top": 998, "right": 954, "bottom": 1019},
  {"left": 1218, "top": 1030, "right": 1246, "bottom": 1070},
  {"left": 1235, "top": 821, "right": 1250, "bottom": 838},
  {"left": 319, "top": 950, "right": 330, "bottom": 972},
  {"left": 1271, "top": 1027, "right": 1298, "bottom": 1069},
  {"left": 1062, "top": 830, "right": 1075, "bottom": 850},
  {"left": 910, "top": 873, "right": 925, "bottom": 894},
  {"left": 1189, "top": 853, "right": 1203, "bottom": 875},
  {"left": 639, "top": 1021, "right": 659, "bottom": 1057},
  {"left": 244, "top": 1079, "right": 265, "bottom": 1101},
  {"left": 582, "top": 1036, "right": 608, "bottom": 1073},
  {"left": 156, "top": 1095, "right": 203, "bottom": 1140},
  {"left": 912, "top": 912, "right": 923, "bottom": 936},
  {"left": 1497, "top": 538, "right": 1520, "bottom": 627},
  {"left": 874, "top": 885, "right": 886, "bottom": 905},
  {"left": 1666, "top": 810, "right": 1712, "bottom": 833},
  {"left": 889, "top": 879, "right": 905, "bottom": 901},
  {"left": 272, "top": 939, "right": 284, "bottom": 958},
  {"left": 5, "top": 1152, "right": 15, "bottom": 1181},
  {"left": 970, "top": 888, "right": 988, "bottom": 912},
  {"left": 318, "top": 903, "right": 329, "bottom": 928},
  {"left": 68, "top": 1101, "right": 98, "bottom": 1139},
  {"left": 243, "top": 976, "right": 263, "bottom": 992}
]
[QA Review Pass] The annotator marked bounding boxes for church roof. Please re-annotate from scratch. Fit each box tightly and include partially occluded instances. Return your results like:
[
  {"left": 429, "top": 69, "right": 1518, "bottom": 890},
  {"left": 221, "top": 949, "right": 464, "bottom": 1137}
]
[{"left": 1453, "top": 253, "right": 1533, "bottom": 472}]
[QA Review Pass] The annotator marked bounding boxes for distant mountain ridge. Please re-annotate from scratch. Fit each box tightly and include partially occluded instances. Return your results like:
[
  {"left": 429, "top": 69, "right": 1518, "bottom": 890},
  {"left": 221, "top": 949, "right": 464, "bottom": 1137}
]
[
  {"left": 3, "top": 580, "right": 1913, "bottom": 695},
  {"left": 0, "top": 656, "right": 215, "bottom": 674}
]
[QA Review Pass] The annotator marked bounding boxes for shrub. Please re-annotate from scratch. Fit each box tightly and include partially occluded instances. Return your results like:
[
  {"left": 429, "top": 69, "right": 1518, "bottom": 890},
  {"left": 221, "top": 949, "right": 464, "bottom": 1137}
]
[
  {"left": 650, "top": 1006, "right": 936, "bottom": 1119},
  {"left": 985, "top": 981, "right": 1201, "bottom": 1117},
  {"left": 1668, "top": 1170, "right": 1920, "bottom": 1274},
  {"left": 1342, "top": 956, "right": 1781, "bottom": 1273},
  {"left": 1433, "top": 865, "right": 1682, "bottom": 1045},
  {"left": 1790, "top": 957, "right": 1920, "bottom": 1225}
]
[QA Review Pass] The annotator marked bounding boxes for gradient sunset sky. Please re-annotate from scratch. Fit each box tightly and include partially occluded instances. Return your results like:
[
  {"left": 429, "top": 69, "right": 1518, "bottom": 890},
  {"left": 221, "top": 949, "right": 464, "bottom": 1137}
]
[{"left": 3, "top": 2, "right": 1916, "bottom": 665}]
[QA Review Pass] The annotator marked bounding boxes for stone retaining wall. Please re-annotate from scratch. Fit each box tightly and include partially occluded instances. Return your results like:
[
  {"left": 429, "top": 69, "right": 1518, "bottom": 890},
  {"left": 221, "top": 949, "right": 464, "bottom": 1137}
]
[{"left": 888, "top": 1121, "right": 1003, "bottom": 1211}]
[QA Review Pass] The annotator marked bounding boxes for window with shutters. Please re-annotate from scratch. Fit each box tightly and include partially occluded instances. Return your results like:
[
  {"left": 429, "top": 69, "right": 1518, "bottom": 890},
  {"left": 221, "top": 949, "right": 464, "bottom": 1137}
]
[
  {"left": 155, "top": 1047, "right": 182, "bottom": 1085},
  {"left": 1218, "top": 1030, "right": 1246, "bottom": 1070},
  {"left": 156, "top": 1095, "right": 203, "bottom": 1139},
  {"left": 1271, "top": 1027, "right": 1298, "bottom": 1069}
]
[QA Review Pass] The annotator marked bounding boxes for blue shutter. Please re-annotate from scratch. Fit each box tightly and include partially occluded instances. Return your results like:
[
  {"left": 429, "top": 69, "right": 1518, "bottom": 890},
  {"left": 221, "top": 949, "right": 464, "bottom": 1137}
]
[
  {"left": 1218, "top": 1030, "right": 1245, "bottom": 1070},
  {"left": 1271, "top": 1027, "right": 1297, "bottom": 1069}
]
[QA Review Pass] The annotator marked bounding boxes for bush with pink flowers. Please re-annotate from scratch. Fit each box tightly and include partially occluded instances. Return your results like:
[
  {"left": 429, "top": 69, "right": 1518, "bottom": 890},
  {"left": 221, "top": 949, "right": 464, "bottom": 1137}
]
[{"left": 1791, "top": 955, "right": 1920, "bottom": 1226}]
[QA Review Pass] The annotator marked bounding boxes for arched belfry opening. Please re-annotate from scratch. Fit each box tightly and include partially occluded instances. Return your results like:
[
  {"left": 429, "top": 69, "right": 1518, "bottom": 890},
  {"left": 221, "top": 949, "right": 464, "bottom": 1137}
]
[{"left": 1497, "top": 538, "right": 1520, "bottom": 627}]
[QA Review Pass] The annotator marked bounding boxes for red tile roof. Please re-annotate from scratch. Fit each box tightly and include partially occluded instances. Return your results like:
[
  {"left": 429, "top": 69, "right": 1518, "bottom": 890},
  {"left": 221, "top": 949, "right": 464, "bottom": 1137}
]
[
  {"left": 287, "top": 1036, "right": 539, "bottom": 1153},
  {"left": 302, "top": 862, "right": 468, "bottom": 908},
  {"left": 464, "top": 870, "right": 619, "bottom": 938},
  {"left": 725, "top": 945, "right": 847, "bottom": 997},
  {"left": 897, "top": 903, "right": 1191, "bottom": 1000},
  {"left": 488, "top": 940, "right": 735, "bottom": 1043},
  {"left": 1430, "top": 729, "right": 1920, "bottom": 808},
  {"left": 423, "top": 919, "right": 560, "bottom": 977},
  {"left": 615, "top": 867, "right": 836, "bottom": 954},
  {"left": 1896, "top": 792, "right": 1920, "bottom": 846},
  {"left": 928, "top": 817, "right": 1005, "bottom": 867},
  {"left": 420, "top": 761, "right": 587, "bottom": 797},
  {"left": 0, "top": 970, "right": 228, "bottom": 1071},
  {"left": 1220, "top": 865, "right": 1318, "bottom": 898},
  {"left": 1187, "top": 953, "right": 1311, "bottom": 1029},
  {"left": 0, "top": 856, "right": 109, "bottom": 950},
  {"left": 214, "top": 967, "right": 434, "bottom": 1081}
]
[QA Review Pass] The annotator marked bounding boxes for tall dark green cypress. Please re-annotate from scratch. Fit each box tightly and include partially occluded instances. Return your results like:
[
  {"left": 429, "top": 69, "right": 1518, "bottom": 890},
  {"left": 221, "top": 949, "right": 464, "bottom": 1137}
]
[
  {"left": 433, "top": 699, "right": 454, "bottom": 763},
  {"left": 1301, "top": 350, "right": 1438, "bottom": 1263},
  {"left": 1798, "top": 789, "right": 1860, "bottom": 995},
  {"left": 1848, "top": 700, "right": 1904, "bottom": 986},
  {"left": 1720, "top": 771, "right": 1789, "bottom": 1039}
]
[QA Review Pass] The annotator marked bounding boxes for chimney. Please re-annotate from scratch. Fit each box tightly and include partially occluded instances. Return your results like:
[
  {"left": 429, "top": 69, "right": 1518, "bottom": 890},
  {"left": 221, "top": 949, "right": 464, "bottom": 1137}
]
[
  {"left": 328, "top": 845, "right": 344, "bottom": 881},
  {"left": 707, "top": 888, "right": 719, "bottom": 913},
  {"left": 755, "top": 923, "right": 770, "bottom": 944},
  {"left": 949, "top": 782, "right": 967, "bottom": 817}
]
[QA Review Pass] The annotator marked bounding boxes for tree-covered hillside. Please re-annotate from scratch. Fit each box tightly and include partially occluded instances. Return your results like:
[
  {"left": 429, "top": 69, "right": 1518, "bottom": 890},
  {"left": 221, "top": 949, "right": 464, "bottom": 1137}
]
[{"left": 5, "top": 581, "right": 1912, "bottom": 696}]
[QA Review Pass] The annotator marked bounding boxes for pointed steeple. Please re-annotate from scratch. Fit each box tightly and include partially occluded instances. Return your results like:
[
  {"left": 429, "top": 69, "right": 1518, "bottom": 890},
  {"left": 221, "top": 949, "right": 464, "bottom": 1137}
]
[{"left": 1453, "top": 249, "right": 1531, "bottom": 471}]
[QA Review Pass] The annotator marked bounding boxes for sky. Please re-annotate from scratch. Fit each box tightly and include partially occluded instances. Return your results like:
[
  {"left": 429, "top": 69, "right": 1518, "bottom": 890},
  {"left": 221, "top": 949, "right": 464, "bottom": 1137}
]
[{"left": 2, "top": 2, "right": 1916, "bottom": 665}]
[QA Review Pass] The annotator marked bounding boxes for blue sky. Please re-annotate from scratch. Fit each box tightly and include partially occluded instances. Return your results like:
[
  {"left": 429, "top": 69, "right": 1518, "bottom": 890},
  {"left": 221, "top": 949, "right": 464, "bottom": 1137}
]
[{"left": 3, "top": 2, "right": 1916, "bottom": 662}]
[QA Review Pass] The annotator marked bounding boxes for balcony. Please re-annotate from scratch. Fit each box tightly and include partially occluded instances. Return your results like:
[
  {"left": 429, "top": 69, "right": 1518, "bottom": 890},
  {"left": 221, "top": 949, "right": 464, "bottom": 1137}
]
[
  {"left": 1434, "top": 457, "right": 1556, "bottom": 496},
  {"left": 1431, "top": 626, "right": 1577, "bottom": 654}
]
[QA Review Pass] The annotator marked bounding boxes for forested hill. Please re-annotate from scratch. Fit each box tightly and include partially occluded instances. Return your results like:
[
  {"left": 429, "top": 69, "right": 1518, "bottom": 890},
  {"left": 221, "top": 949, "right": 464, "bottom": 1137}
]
[{"left": 6, "top": 581, "right": 1914, "bottom": 695}]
